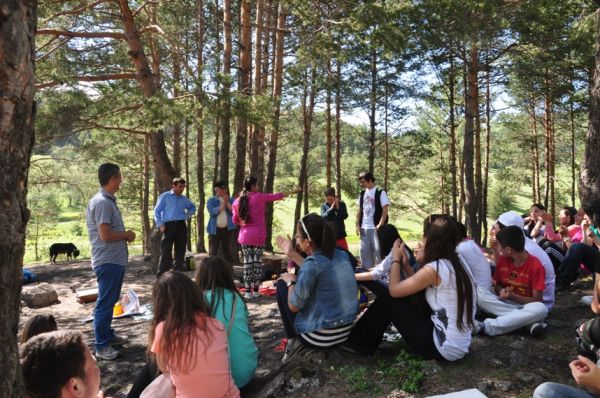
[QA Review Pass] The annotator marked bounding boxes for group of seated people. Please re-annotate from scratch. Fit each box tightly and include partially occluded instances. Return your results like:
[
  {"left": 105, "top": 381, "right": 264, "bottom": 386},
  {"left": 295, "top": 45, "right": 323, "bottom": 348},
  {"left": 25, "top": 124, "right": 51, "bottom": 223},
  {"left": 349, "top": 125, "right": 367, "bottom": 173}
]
[{"left": 17, "top": 200, "right": 600, "bottom": 397}]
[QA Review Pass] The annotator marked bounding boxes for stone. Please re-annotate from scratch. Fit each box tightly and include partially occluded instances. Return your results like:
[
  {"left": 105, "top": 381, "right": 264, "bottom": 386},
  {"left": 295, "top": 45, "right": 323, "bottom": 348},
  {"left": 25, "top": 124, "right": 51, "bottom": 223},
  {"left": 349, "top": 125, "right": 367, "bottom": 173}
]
[
  {"left": 21, "top": 283, "right": 59, "bottom": 308},
  {"left": 509, "top": 350, "right": 527, "bottom": 367},
  {"left": 495, "top": 380, "right": 514, "bottom": 392}
]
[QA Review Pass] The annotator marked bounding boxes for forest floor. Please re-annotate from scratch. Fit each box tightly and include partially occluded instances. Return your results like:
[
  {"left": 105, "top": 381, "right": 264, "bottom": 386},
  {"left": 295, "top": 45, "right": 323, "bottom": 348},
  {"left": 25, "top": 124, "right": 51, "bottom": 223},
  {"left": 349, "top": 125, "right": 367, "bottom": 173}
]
[{"left": 20, "top": 254, "right": 595, "bottom": 398}]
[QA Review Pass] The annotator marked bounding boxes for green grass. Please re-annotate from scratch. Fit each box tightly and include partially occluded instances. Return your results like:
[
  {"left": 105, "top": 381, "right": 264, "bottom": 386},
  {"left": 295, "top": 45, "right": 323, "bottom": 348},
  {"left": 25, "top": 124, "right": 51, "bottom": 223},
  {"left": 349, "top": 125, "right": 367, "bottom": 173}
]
[{"left": 336, "top": 350, "right": 426, "bottom": 394}]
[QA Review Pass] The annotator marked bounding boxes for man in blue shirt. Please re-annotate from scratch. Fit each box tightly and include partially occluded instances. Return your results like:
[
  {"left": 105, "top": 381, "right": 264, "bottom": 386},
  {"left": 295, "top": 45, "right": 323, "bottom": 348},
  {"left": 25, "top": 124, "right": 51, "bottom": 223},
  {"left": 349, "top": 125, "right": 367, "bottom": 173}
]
[
  {"left": 86, "top": 163, "right": 136, "bottom": 360},
  {"left": 154, "top": 177, "right": 196, "bottom": 276},
  {"left": 207, "top": 180, "right": 236, "bottom": 263}
]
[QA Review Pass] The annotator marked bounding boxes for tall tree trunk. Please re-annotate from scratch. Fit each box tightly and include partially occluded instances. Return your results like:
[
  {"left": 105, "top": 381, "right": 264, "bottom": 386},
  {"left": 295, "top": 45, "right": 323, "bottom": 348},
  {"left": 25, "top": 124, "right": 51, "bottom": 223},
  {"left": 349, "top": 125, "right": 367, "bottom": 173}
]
[
  {"left": 142, "top": 135, "right": 152, "bottom": 254},
  {"left": 368, "top": 47, "right": 377, "bottom": 173},
  {"left": 212, "top": 0, "right": 222, "bottom": 186},
  {"left": 196, "top": 0, "right": 207, "bottom": 253},
  {"left": 172, "top": 55, "right": 182, "bottom": 177},
  {"left": 543, "top": 76, "right": 553, "bottom": 212},
  {"left": 0, "top": 1, "right": 36, "bottom": 395},
  {"left": 326, "top": 59, "right": 333, "bottom": 188},
  {"left": 530, "top": 105, "right": 541, "bottom": 203},
  {"left": 475, "top": 74, "right": 483, "bottom": 237},
  {"left": 570, "top": 89, "right": 577, "bottom": 207},
  {"left": 250, "top": 0, "right": 264, "bottom": 189},
  {"left": 335, "top": 60, "right": 343, "bottom": 200},
  {"left": 449, "top": 48, "right": 458, "bottom": 219},
  {"left": 482, "top": 61, "right": 491, "bottom": 246},
  {"left": 219, "top": 0, "right": 233, "bottom": 183},
  {"left": 384, "top": 84, "right": 389, "bottom": 191},
  {"left": 184, "top": 121, "right": 191, "bottom": 250},
  {"left": 117, "top": 0, "right": 175, "bottom": 192},
  {"left": 294, "top": 67, "right": 317, "bottom": 231},
  {"left": 264, "top": 3, "right": 286, "bottom": 251},
  {"left": 580, "top": 9, "right": 600, "bottom": 204},
  {"left": 234, "top": 0, "right": 252, "bottom": 193},
  {"left": 464, "top": 43, "right": 480, "bottom": 244}
]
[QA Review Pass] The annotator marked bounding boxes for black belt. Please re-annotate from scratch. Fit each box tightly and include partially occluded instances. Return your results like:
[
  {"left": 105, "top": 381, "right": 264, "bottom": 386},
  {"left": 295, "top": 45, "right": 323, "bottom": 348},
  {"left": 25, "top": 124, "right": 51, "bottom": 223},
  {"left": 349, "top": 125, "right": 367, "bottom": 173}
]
[{"left": 165, "top": 220, "right": 186, "bottom": 224}]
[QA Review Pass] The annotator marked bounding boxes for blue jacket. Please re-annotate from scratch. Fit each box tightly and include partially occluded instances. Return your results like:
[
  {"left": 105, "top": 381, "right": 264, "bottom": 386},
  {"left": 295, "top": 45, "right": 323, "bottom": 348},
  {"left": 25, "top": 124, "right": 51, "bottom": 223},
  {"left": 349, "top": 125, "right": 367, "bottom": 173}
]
[
  {"left": 290, "top": 249, "right": 358, "bottom": 333},
  {"left": 206, "top": 195, "right": 236, "bottom": 235}
]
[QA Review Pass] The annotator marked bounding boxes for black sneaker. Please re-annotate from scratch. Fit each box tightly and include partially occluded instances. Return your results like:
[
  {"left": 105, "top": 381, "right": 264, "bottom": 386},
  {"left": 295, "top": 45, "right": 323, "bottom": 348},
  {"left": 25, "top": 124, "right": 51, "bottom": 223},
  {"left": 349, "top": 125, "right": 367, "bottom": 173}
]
[{"left": 529, "top": 322, "right": 548, "bottom": 338}]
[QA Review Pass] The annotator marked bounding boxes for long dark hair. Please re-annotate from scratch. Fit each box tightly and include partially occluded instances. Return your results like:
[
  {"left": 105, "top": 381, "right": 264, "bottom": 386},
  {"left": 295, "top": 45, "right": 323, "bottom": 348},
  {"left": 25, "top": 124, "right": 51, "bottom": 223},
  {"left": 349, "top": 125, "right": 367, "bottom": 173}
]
[
  {"left": 20, "top": 314, "right": 58, "bottom": 344},
  {"left": 583, "top": 200, "right": 600, "bottom": 226},
  {"left": 422, "top": 214, "right": 474, "bottom": 332},
  {"left": 149, "top": 271, "right": 214, "bottom": 374},
  {"left": 195, "top": 256, "right": 243, "bottom": 319},
  {"left": 377, "top": 224, "right": 402, "bottom": 258},
  {"left": 561, "top": 206, "right": 577, "bottom": 226},
  {"left": 297, "top": 213, "right": 337, "bottom": 258},
  {"left": 238, "top": 176, "right": 257, "bottom": 223}
]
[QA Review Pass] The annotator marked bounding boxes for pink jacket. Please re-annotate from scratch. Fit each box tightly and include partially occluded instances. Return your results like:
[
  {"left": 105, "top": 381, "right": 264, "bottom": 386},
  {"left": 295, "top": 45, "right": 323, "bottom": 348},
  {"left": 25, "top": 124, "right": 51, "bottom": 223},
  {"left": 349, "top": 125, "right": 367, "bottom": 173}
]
[
  {"left": 544, "top": 224, "right": 582, "bottom": 244},
  {"left": 232, "top": 192, "right": 285, "bottom": 246}
]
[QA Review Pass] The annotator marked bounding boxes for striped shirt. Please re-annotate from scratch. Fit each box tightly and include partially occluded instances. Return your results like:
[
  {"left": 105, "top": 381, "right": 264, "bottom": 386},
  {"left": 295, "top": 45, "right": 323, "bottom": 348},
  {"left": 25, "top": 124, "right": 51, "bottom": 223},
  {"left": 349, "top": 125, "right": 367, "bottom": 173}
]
[
  {"left": 86, "top": 189, "right": 128, "bottom": 268},
  {"left": 300, "top": 323, "right": 353, "bottom": 348}
]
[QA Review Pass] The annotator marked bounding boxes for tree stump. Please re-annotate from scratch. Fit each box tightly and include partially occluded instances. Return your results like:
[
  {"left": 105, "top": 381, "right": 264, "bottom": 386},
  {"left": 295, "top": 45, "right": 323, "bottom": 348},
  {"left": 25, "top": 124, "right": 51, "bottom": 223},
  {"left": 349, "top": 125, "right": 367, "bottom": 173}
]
[{"left": 150, "top": 229, "right": 162, "bottom": 274}]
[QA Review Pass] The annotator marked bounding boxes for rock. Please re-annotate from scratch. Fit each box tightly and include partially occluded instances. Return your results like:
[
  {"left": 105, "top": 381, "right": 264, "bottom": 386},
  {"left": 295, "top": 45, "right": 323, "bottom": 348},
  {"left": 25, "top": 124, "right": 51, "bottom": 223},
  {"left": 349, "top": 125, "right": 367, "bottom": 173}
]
[
  {"left": 477, "top": 379, "right": 494, "bottom": 393},
  {"left": 515, "top": 371, "right": 543, "bottom": 385},
  {"left": 387, "top": 389, "right": 417, "bottom": 398},
  {"left": 494, "top": 380, "right": 514, "bottom": 392},
  {"left": 21, "top": 283, "right": 59, "bottom": 308},
  {"left": 490, "top": 358, "right": 503, "bottom": 367},
  {"left": 509, "top": 350, "right": 527, "bottom": 367},
  {"left": 509, "top": 340, "right": 526, "bottom": 350}
]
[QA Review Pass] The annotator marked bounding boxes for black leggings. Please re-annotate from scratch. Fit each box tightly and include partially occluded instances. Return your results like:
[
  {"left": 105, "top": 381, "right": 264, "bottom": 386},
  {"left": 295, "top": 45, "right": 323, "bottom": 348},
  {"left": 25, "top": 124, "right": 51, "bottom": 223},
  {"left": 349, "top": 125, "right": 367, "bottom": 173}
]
[
  {"left": 127, "top": 360, "right": 159, "bottom": 398},
  {"left": 346, "top": 291, "right": 443, "bottom": 360}
]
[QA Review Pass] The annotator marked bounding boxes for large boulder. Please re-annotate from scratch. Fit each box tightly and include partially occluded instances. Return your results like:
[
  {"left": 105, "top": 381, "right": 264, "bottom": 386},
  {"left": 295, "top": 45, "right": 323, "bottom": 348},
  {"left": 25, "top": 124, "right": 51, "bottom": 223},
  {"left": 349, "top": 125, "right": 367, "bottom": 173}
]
[{"left": 22, "top": 283, "right": 59, "bottom": 308}]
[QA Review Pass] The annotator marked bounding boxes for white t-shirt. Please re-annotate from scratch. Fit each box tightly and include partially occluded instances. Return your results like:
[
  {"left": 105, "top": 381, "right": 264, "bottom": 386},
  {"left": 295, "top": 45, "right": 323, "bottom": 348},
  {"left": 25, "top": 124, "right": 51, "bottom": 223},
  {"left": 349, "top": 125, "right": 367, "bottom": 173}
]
[
  {"left": 425, "top": 259, "right": 475, "bottom": 361},
  {"left": 524, "top": 238, "right": 555, "bottom": 310},
  {"left": 457, "top": 240, "right": 493, "bottom": 291},
  {"left": 358, "top": 187, "right": 390, "bottom": 229}
]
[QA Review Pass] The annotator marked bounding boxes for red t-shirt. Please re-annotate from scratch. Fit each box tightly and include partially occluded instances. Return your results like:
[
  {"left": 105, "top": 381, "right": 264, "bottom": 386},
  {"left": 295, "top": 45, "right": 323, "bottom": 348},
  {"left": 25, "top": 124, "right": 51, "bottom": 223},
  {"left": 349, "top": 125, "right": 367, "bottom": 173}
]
[{"left": 493, "top": 253, "right": 546, "bottom": 298}]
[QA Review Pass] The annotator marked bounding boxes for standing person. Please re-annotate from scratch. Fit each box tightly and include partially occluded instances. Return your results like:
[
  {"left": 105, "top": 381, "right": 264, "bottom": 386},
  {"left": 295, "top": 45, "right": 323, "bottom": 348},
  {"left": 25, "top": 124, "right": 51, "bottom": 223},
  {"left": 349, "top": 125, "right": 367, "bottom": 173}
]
[
  {"left": 232, "top": 176, "right": 298, "bottom": 300},
  {"left": 154, "top": 177, "right": 196, "bottom": 276},
  {"left": 345, "top": 215, "right": 476, "bottom": 361},
  {"left": 321, "top": 187, "right": 349, "bottom": 250},
  {"left": 207, "top": 180, "right": 236, "bottom": 263},
  {"left": 355, "top": 171, "right": 390, "bottom": 269},
  {"left": 150, "top": 271, "right": 239, "bottom": 398},
  {"left": 86, "top": 163, "right": 135, "bottom": 360}
]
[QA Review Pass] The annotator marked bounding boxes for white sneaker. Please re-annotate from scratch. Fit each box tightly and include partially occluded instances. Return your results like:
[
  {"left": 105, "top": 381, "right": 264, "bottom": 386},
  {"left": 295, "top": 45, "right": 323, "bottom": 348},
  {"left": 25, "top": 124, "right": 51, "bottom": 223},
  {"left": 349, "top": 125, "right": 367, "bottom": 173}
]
[
  {"left": 580, "top": 295, "right": 593, "bottom": 306},
  {"left": 96, "top": 345, "right": 120, "bottom": 360},
  {"left": 244, "top": 292, "right": 252, "bottom": 300}
]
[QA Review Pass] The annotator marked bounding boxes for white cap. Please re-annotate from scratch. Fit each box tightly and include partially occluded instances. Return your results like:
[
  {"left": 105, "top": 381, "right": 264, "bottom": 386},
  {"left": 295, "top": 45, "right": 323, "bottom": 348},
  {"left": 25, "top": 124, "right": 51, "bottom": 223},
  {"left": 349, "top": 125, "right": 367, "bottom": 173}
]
[{"left": 497, "top": 211, "right": 524, "bottom": 228}]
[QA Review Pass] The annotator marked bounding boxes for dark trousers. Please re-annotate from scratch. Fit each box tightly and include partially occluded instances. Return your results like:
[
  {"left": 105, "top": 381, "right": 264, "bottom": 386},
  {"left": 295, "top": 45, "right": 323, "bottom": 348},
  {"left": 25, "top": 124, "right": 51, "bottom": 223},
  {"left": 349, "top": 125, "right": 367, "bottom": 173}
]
[
  {"left": 209, "top": 227, "right": 234, "bottom": 263},
  {"left": 276, "top": 279, "right": 297, "bottom": 339},
  {"left": 539, "top": 239, "right": 565, "bottom": 272},
  {"left": 127, "top": 359, "right": 159, "bottom": 398},
  {"left": 557, "top": 243, "right": 600, "bottom": 286},
  {"left": 158, "top": 220, "right": 187, "bottom": 276},
  {"left": 346, "top": 290, "right": 442, "bottom": 360}
]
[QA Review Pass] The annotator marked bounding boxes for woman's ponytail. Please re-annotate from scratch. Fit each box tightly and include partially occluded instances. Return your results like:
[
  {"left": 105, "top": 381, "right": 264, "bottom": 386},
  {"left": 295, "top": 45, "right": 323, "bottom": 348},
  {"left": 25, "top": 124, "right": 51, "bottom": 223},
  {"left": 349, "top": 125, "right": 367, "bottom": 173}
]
[{"left": 238, "top": 176, "right": 257, "bottom": 223}]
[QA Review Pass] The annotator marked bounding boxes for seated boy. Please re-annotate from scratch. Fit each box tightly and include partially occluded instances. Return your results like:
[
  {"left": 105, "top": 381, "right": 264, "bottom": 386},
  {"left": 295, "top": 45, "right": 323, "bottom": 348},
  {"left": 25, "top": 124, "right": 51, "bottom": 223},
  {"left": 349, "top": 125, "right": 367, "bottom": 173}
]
[
  {"left": 477, "top": 225, "right": 549, "bottom": 337},
  {"left": 20, "top": 330, "right": 104, "bottom": 398}
]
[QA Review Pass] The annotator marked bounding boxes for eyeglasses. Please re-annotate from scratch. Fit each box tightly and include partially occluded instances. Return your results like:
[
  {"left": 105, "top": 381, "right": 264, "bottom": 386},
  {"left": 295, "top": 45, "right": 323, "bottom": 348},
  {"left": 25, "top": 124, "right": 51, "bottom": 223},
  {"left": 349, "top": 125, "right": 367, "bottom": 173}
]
[{"left": 299, "top": 215, "right": 312, "bottom": 242}]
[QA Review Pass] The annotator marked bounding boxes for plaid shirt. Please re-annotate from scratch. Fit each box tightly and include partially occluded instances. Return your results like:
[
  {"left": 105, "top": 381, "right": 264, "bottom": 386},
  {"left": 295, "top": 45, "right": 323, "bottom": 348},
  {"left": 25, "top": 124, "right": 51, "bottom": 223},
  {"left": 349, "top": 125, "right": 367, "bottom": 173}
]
[{"left": 86, "top": 188, "right": 128, "bottom": 268}]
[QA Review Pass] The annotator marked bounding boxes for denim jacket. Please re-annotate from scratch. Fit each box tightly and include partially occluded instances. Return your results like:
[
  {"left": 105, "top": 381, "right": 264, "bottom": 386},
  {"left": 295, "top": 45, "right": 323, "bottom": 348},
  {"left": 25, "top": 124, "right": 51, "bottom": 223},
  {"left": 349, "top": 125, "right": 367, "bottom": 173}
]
[
  {"left": 206, "top": 195, "right": 236, "bottom": 235},
  {"left": 290, "top": 249, "right": 358, "bottom": 333}
]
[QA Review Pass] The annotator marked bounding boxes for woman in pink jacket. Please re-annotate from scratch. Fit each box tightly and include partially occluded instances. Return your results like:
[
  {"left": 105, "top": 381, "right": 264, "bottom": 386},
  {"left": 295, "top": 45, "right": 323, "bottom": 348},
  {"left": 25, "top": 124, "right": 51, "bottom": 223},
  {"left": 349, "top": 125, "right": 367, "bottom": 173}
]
[{"left": 233, "top": 176, "right": 298, "bottom": 299}]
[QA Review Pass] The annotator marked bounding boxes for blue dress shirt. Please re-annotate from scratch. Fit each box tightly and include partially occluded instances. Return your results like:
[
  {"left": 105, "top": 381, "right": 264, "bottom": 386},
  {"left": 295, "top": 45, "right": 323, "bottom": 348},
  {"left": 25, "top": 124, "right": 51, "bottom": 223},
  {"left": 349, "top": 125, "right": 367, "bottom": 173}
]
[{"left": 153, "top": 190, "right": 196, "bottom": 227}]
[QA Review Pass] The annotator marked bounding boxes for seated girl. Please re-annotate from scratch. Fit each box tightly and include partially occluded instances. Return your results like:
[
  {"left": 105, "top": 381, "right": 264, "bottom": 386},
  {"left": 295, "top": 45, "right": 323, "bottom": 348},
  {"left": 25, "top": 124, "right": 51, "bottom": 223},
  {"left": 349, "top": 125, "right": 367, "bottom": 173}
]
[
  {"left": 355, "top": 224, "right": 416, "bottom": 297},
  {"left": 275, "top": 213, "right": 358, "bottom": 363},
  {"left": 345, "top": 215, "right": 476, "bottom": 361},
  {"left": 195, "top": 256, "right": 258, "bottom": 388},
  {"left": 149, "top": 271, "right": 239, "bottom": 398},
  {"left": 524, "top": 203, "right": 547, "bottom": 243}
]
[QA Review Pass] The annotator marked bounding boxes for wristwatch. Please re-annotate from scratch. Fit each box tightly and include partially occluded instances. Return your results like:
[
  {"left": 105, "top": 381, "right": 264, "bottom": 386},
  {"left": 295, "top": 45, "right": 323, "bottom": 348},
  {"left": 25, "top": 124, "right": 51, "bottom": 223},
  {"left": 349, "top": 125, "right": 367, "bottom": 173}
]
[{"left": 286, "top": 279, "right": 296, "bottom": 287}]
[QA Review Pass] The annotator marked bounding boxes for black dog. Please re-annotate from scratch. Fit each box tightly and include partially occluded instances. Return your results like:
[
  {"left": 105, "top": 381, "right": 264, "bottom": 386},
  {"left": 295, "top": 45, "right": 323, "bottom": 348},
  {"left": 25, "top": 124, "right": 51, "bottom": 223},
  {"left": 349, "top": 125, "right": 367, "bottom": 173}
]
[{"left": 49, "top": 243, "right": 80, "bottom": 263}]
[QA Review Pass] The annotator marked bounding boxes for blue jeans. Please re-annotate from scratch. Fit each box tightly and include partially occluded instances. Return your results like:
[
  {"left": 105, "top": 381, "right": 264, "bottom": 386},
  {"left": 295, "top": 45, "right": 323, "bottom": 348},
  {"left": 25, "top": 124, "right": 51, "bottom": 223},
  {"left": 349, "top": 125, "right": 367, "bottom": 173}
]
[
  {"left": 533, "top": 382, "right": 598, "bottom": 398},
  {"left": 557, "top": 243, "right": 600, "bottom": 287},
  {"left": 94, "top": 263, "right": 125, "bottom": 350}
]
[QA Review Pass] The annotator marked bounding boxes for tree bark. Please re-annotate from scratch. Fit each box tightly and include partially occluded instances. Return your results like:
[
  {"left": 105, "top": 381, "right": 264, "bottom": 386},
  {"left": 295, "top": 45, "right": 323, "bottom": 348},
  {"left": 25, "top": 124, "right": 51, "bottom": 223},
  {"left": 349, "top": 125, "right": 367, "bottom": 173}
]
[
  {"left": 449, "top": 48, "right": 458, "bottom": 219},
  {"left": 212, "top": 0, "right": 222, "bottom": 186},
  {"left": 264, "top": 3, "right": 286, "bottom": 251},
  {"left": 0, "top": 1, "right": 36, "bottom": 395},
  {"left": 219, "top": 0, "right": 233, "bottom": 183},
  {"left": 117, "top": 0, "right": 175, "bottom": 192},
  {"left": 464, "top": 43, "right": 480, "bottom": 244},
  {"left": 196, "top": 0, "right": 207, "bottom": 253},
  {"left": 172, "top": 55, "right": 182, "bottom": 177},
  {"left": 326, "top": 59, "right": 333, "bottom": 188},
  {"left": 368, "top": 47, "right": 377, "bottom": 173},
  {"left": 250, "top": 0, "right": 264, "bottom": 189},
  {"left": 294, "top": 67, "right": 317, "bottom": 230},
  {"left": 142, "top": 135, "right": 152, "bottom": 254},
  {"left": 234, "top": 0, "right": 252, "bottom": 194},
  {"left": 335, "top": 60, "right": 342, "bottom": 200},
  {"left": 482, "top": 61, "right": 491, "bottom": 246}
]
